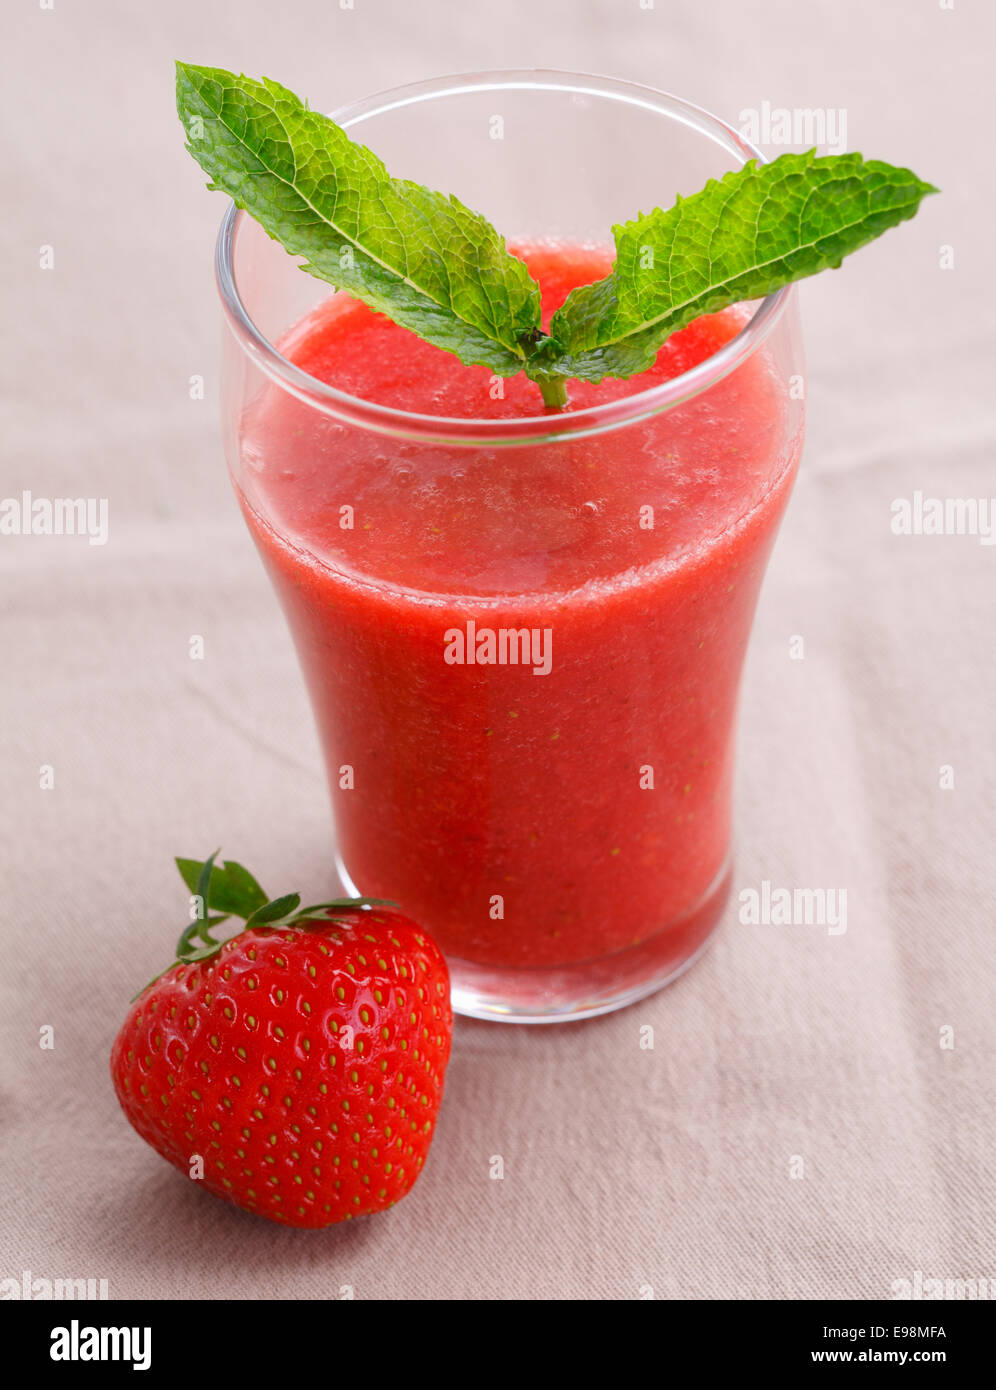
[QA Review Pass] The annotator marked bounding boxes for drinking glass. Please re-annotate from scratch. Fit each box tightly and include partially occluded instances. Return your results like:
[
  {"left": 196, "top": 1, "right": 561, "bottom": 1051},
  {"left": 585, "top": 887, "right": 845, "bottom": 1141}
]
[{"left": 217, "top": 71, "right": 805, "bottom": 1022}]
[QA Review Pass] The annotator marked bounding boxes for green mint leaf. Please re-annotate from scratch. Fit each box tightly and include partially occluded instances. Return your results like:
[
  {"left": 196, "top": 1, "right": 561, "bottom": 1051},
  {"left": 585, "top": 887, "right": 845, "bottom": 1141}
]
[
  {"left": 539, "top": 151, "right": 937, "bottom": 382},
  {"left": 175, "top": 855, "right": 268, "bottom": 919},
  {"left": 176, "top": 62, "right": 541, "bottom": 376}
]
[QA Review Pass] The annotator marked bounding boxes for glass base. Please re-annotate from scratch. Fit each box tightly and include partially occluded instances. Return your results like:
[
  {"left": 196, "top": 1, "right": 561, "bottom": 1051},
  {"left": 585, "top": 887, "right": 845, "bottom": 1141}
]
[{"left": 337, "top": 852, "right": 731, "bottom": 1024}]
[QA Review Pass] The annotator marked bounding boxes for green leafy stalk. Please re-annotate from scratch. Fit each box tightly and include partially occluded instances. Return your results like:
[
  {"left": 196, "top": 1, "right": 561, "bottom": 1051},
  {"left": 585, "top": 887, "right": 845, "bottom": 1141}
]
[
  {"left": 177, "top": 64, "right": 936, "bottom": 407},
  {"left": 534, "top": 375, "right": 570, "bottom": 409},
  {"left": 176, "top": 854, "right": 269, "bottom": 917},
  {"left": 130, "top": 853, "right": 397, "bottom": 1000}
]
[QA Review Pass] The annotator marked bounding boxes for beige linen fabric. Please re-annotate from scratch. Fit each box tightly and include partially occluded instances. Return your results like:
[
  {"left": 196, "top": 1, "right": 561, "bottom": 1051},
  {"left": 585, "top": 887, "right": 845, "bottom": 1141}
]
[{"left": 1, "top": 0, "right": 992, "bottom": 1300}]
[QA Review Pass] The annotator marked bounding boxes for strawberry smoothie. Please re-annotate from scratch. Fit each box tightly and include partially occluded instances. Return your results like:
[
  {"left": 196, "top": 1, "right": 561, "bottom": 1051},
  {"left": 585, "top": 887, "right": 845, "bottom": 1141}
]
[{"left": 235, "top": 244, "right": 802, "bottom": 986}]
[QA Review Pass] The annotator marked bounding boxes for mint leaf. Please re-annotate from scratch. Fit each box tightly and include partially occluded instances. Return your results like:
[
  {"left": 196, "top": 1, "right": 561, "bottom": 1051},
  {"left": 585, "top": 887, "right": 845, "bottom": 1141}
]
[
  {"left": 538, "top": 151, "right": 937, "bottom": 382},
  {"left": 176, "top": 62, "right": 541, "bottom": 376}
]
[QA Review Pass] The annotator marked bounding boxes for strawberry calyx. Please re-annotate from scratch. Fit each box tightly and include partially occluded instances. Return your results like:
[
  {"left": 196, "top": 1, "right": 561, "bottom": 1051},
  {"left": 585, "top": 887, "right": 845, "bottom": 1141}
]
[{"left": 130, "top": 850, "right": 396, "bottom": 1000}]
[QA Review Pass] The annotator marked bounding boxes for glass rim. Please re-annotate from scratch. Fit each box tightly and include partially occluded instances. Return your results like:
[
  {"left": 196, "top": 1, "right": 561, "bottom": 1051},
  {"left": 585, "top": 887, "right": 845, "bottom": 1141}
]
[{"left": 215, "top": 67, "right": 795, "bottom": 448}]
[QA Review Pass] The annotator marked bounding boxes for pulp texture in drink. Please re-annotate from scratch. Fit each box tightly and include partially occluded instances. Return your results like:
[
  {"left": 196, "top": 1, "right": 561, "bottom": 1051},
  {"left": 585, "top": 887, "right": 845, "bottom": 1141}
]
[{"left": 237, "top": 243, "right": 801, "bottom": 970}]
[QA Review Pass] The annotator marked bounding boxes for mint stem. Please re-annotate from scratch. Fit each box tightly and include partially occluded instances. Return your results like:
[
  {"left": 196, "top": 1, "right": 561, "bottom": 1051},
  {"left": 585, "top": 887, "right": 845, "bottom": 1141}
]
[{"left": 536, "top": 376, "right": 569, "bottom": 409}]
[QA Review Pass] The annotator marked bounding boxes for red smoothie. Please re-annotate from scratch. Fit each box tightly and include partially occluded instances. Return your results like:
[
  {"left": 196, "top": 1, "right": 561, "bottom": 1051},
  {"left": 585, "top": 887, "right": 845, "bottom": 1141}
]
[{"left": 236, "top": 244, "right": 801, "bottom": 975}]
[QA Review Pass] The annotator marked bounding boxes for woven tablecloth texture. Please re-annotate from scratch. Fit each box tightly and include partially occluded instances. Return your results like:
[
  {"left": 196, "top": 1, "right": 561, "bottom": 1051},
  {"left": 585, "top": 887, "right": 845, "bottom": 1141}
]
[{"left": 1, "top": 0, "right": 992, "bottom": 1300}]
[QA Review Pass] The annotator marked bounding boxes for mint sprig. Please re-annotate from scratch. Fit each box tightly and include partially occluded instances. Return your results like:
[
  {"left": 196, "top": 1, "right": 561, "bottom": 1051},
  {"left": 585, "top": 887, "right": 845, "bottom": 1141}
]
[
  {"left": 177, "top": 63, "right": 936, "bottom": 407},
  {"left": 542, "top": 152, "right": 938, "bottom": 382}
]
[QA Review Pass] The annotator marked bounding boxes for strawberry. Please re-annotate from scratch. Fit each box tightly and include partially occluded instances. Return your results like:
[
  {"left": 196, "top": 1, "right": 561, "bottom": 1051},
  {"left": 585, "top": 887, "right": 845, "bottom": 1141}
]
[{"left": 111, "top": 853, "right": 452, "bottom": 1228}]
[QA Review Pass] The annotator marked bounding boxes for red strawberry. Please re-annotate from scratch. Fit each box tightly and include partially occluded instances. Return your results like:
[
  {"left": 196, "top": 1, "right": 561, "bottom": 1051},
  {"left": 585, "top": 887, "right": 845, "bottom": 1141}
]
[{"left": 111, "top": 853, "right": 452, "bottom": 1228}]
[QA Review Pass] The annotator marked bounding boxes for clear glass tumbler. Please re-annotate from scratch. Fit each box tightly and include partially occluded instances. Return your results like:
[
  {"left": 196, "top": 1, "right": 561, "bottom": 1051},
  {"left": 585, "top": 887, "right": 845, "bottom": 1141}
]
[{"left": 217, "top": 71, "right": 805, "bottom": 1022}]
